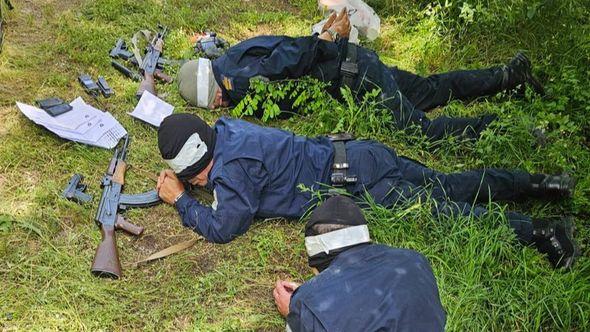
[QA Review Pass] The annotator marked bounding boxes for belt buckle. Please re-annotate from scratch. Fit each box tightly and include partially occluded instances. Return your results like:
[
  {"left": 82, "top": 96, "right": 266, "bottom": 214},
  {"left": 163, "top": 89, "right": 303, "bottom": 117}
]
[
  {"left": 327, "top": 133, "right": 354, "bottom": 142},
  {"left": 331, "top": 172, "right": 346, "bottom": 187},
  {"left": 331, "top": 173, "right": 357, "bottom": 187}
]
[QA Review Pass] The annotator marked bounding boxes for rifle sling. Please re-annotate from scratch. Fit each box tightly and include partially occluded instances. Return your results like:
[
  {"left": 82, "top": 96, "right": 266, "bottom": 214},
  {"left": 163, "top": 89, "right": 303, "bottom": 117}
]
[
  {"left": 130, "top": 29, "right": 153, "bottom": 68},
  {"left": 134, "top": 238, "right": 198, "bottom": 266}
]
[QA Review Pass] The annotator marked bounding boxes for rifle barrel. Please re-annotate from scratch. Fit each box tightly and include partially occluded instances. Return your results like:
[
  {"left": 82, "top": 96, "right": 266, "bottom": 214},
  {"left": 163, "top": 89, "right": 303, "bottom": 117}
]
[{"left": 120, "top": 136, "right": 130, "bottom": 161}]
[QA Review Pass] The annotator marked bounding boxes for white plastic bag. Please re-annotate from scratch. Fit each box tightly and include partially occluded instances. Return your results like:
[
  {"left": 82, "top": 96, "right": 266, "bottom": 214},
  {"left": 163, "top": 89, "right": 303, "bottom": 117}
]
[{"left": 311, "top": 0, "right": 381, "bottom": 44}]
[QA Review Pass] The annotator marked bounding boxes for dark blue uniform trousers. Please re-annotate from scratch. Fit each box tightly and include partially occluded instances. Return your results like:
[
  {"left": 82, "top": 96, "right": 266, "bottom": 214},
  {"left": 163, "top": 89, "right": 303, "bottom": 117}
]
[
  {"left": 356, "top": 47, "right": 505, "bottom": 141},
  {"left": 347, "top": 141, "right": 534, "bottom": 245},
  {"left": 391, "top": 66, "right": 506, "bottom": 112}
]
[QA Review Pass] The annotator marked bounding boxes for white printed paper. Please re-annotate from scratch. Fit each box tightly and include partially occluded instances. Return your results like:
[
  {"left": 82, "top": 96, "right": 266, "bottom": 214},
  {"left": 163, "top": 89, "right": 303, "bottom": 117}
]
[
  {"left": 129, "top": 91, "right": 174, "bottom": 127},
  {"left": 16, "top": 97, "right": 127, "bottom": 149}
]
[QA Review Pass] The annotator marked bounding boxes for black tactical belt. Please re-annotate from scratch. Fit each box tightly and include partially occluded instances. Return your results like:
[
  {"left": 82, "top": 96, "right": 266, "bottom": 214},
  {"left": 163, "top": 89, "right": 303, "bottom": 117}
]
[
  {"left": 340, "top": 43, "right": 358, "bottom": 89},
  {"left": 328, "top": 133, "right": 357, "bottom": 187}
]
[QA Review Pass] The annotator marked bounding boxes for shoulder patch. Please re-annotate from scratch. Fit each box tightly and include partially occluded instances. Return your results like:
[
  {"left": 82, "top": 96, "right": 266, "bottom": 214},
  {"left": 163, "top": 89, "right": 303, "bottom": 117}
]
[{"left": 222, "top": 75, "right": 234, "bottom": 91}]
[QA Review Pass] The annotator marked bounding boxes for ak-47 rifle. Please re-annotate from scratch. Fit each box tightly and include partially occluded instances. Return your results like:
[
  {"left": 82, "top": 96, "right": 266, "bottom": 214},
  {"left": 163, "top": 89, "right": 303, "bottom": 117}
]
[
  {"left": 136, "top": 26, "right": 168, "bottom": 99},
  {"left": 109, "top": 29, "right": 178, "bottom": 92},
  {"left": 92, "top": 136, "right": 161, "bottom": 279}
]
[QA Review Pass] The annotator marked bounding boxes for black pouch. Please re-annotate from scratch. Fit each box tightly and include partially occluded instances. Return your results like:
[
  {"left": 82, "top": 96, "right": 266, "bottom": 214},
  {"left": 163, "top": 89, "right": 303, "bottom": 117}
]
[
  {"left": 97, "top": 76, "right": 114, "bottom": 98},
  {"left": 78, "top": 74, "right": 100, "bottom": 97},
  {"left": 36, "top": 97, "right": 73, "bottom": 117}
]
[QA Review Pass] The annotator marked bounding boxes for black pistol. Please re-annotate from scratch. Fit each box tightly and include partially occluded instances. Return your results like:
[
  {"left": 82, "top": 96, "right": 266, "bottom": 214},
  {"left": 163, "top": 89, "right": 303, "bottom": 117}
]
[
  {"left": 61, "top": 174, "right": 92, "bottom": 204},
  {"left": 109, "top": 38, "right": 133, "bottom": 60}
]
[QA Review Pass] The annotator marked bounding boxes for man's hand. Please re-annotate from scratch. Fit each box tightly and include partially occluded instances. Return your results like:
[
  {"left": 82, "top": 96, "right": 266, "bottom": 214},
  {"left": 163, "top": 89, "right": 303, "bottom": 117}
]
[
  {"left": 329, "top": 7, "right": 351, "bottom": 39},
  {"left": 156, "top": 169, "right": 185, "bottom": 205},
  {"left": 321, "top": 11, "right": 337, "bottom": 33},
  {"left": 273, "top": 280, "right": 300, "bottom": 317}
]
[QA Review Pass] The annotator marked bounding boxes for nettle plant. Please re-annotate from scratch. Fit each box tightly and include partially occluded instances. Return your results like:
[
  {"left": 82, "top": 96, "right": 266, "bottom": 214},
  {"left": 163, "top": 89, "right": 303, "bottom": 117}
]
[
  {"left": 231, "top": 77, "right": 336, "bottom": 122},
  {"left": 231, "top": 75, "right": 402, "bottom": 143}
]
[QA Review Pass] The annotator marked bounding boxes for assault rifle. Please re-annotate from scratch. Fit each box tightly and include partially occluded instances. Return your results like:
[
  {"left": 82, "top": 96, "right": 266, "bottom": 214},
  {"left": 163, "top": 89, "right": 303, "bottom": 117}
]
[
  {"left": 136, "top": 26, "right": 168, "bottom": 99},
  {"left": 92, "top": 136, "right": 161, "bottom": 279},
  {"left": 109, "top": 29, "right": 178, "bottom": 94},
  {"left": 62, "top": 173, "right": 92, "bottom": 204}
]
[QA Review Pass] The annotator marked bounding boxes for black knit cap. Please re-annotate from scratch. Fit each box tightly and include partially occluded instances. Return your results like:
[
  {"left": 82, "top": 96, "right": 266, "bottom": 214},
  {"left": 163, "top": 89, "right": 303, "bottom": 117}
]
[
  {"left": 305, "top": 195, "right": 368, "bottom": 236},
  {"left": 306, "top": 195, "right": 369, "bottom": 271},
  {"left": 158, "top": 113, "right": 216, "bottom": 181}
]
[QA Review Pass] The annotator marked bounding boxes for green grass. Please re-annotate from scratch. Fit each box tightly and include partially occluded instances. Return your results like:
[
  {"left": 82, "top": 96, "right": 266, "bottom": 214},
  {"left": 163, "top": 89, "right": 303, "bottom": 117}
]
[{"left": 1, "top": 0, "right": 589, "bottom": 330}]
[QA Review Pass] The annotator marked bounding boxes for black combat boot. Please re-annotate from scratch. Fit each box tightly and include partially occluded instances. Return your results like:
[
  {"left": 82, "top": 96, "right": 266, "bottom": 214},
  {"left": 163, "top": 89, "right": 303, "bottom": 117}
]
[
  {"left": 502, "top": 52, "right": 545, "bottom": 95},
  {"left": 532, "top": 217, "right": 579, "bottom": 269},
  {"left": 528, "top": 173, "right": 576, "bottom": 200}
]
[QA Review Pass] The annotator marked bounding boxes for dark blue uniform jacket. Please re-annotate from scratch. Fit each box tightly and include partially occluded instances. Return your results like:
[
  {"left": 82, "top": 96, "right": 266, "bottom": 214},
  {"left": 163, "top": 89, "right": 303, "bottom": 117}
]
[
  {"left": 212, "top": 35, "right": 347, "bottom": 108},
  {"left": 173, "top": 118, "right": 427, "bottom": 243},
  {"left": 210, "top": 34, "right": 406, "bottom": 115},
  {"left": 287, "top": 244, "right": 446, "bottom": 332},
  {"left": 174, "top": 117, "right": 334, "bottom": 243}
]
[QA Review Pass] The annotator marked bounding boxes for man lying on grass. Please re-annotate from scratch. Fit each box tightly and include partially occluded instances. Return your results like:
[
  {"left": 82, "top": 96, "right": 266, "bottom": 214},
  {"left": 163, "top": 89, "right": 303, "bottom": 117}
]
[
  {"left": 156, "top": 113, "right": 578, "bottom": 269},
  {"left": 176, "top": 8, "right": 544, "bottom": 141},
  {"left": 272, "top": 195, "right": 446, "bottom": 331}
]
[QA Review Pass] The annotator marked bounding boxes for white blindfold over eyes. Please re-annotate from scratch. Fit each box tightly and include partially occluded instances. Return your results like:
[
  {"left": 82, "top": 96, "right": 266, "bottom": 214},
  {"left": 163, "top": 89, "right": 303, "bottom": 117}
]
[
  {"left": 305, "top": 225, "right": 371, "bottom": 257},
  {"left": 196, "top": 58, "right": 217, "bottom": 109},
  {"left": 164, "top": 132, "right": 208, "bottom": 173}
]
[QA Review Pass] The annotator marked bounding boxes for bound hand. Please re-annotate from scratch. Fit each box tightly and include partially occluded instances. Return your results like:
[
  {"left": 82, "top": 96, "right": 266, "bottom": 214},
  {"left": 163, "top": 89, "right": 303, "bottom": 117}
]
[
  {"left": 329, "top": 7, "right": 351, "bottom": 39},
  {"left": 321, "top": 11, "right": 337, "bottom": 33},
  {"left": 273, "top": 280, "right": 300, "bottom": 317},
  {"left": 156, "top": 169, "right": 185, "bottom": 205}
]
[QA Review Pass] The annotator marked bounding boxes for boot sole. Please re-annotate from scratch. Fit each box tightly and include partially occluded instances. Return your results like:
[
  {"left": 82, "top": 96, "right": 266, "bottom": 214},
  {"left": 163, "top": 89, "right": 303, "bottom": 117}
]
[
  {"left": 515, "top": 52, "right": 545, "bottom": 96},
  {"left": 560, "top": 175, "right": 577, "bottom": 199},
  {"left": 559, "top": 218, "right": 579, "bottom": 270}
]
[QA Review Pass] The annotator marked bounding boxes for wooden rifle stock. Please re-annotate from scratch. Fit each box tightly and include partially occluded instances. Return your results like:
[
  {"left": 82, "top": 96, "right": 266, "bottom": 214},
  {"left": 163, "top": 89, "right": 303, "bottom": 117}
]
[
  {"left": 136, "top": 72, "right": 156, "bottom": 99},
  {"left": 91, "top": 224, "right": 122, "bottom": 279}
]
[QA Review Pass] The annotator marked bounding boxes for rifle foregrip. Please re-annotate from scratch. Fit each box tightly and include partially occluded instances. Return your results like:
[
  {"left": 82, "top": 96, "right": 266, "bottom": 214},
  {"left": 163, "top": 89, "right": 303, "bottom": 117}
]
[
  {"left": 113, "top": 161, "right": 127, "bottom": 185},
  {"left": 115, "top": 216, "right": 144, "bottom": 236},
  {"left": 91, "top": 224, "right": 122, "bottom": 279}
]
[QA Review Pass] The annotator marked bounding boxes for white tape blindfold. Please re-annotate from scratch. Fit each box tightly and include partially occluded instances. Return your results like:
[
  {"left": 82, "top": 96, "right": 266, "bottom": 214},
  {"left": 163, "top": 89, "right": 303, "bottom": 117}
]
[
  {"left": 305, "top": 225, "right": 371, "bottom": 257},
  {"left": 164, "top": 132, "right": 208, "bottom": 174},
  {"left": 196, "top": 58, "right": 217, "bottom": 109}
]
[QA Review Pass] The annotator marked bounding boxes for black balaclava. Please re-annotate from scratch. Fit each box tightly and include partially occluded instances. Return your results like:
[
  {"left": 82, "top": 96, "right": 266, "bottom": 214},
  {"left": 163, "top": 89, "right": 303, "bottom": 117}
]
[
  {"left": 305, "top": 195, "right": 370, "bottom": 272},
  {"left": 158, "top": 113, "right": 217, "bottom": 181}
]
